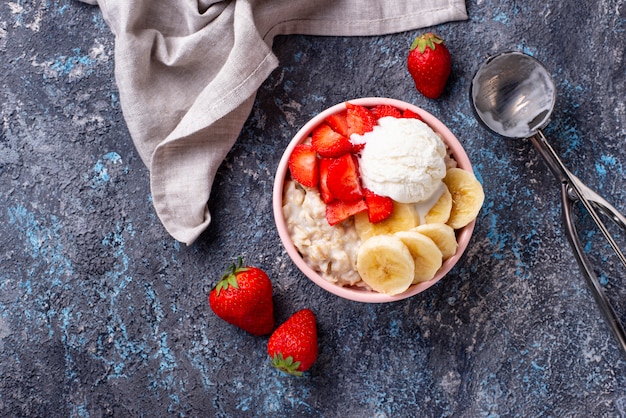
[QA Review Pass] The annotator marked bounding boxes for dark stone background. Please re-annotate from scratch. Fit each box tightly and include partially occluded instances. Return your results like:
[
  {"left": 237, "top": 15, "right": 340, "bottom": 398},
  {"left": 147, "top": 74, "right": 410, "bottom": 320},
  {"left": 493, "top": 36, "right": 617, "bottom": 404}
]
[{"left": 1, "top": 0, "right": 625, "bottom": 416}]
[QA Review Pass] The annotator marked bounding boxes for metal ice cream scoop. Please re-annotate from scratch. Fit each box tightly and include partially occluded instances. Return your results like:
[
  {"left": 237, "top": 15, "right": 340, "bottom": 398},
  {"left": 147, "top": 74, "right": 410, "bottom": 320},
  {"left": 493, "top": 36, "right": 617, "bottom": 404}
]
[{"left": 470, "top": 51, "right": 626, "bottom": 354}]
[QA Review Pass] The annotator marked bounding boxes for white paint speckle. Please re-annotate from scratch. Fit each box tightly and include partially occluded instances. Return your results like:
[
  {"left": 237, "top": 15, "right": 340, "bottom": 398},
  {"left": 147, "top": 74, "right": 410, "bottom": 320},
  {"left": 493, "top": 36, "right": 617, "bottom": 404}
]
[
  {"left": 89, "top": 39, "right": 110, "bottom": 63},
  {"left": 0, "top": 316, "right": 11, "bottom": 350},
  {"left": 0, "top": 21, "right": 7, "bottom": 51},
  {"left": 7, "top": 2, "right": 24, "bottom": 14}
]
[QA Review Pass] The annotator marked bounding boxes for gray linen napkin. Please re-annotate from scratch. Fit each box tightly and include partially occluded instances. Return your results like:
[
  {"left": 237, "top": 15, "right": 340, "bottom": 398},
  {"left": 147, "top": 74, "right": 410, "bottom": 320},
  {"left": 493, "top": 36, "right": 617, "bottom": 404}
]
[{"left": 79, "top": 0, "right": 468, "bottom": 245}]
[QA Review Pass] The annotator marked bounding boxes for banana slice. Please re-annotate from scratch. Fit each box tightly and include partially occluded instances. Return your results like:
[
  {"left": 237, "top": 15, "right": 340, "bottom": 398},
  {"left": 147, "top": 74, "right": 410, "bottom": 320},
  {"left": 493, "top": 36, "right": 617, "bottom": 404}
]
[
  {"left": 354, "top": 201, "right": 420, "bottom": 241},
  {"left": 424, "top": 186, "right": 452, "bottom": 224},
  {"left": 442, "top": 168, "right": 485, "bottom": 229},
  {"left": 356, "top": 235, "right": 415, "bottom": 295},
  {"left": 394, "top": 230, "right": 443, "bottom": 284},
  {"left": 412, "top": 223, "right": 458, "bottom": 260}
]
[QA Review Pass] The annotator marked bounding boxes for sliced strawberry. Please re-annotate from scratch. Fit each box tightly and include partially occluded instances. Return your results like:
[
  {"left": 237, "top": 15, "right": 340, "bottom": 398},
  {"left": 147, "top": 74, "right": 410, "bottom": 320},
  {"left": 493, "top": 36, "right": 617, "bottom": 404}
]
[
  {"left": 363, "top": 189, "right": 394, "bottom": 223},
  {"left": 345, "top": 102, "right": 376, "bottom": 136},
  {"left": 326, "top": 154, "right": 363, "bottom": 202},
  {"left": 311, "top": 124, "right": 353, "bottom": 158},
  {"left": 324, "top": 110, "right": 350, "bottom": 137},
  {"left": 288, "top": 144, "right": 319, "bottom": 188},
  {"left": 370, "top": 104, "right": 402, "bottom": 120},
  {"left": 318, "top": 157, "right": 335, "bottom": 204},
  {"left": 402, "top": 108, "right": 423, "bottom": 120},
  {"left": 326, "top": 199, "right": 368, "bottom": 226},
  {"left": 351, "top": 143, "right": 365, "bottom": 154}
]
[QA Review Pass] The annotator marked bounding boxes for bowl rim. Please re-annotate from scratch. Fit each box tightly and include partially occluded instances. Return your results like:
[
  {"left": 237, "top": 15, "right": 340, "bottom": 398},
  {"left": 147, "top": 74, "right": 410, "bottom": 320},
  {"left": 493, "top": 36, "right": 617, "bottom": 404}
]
[{"left": 272, "top": 97, "right": 476, "bottom": 303}]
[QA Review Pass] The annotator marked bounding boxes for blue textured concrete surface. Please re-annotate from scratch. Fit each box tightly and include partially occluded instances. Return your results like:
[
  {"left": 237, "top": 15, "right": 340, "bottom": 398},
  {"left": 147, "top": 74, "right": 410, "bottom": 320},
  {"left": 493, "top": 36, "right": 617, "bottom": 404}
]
[{"left": 1, "top": 1, "right": 626, "bottom": 417}]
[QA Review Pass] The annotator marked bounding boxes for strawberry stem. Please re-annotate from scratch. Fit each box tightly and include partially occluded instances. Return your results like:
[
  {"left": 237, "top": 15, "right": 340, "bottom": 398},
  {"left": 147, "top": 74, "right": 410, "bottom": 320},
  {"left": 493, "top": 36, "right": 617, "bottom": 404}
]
[
  {"left": 410, "top": 33, "right": 444, "bottom": 53},
  {"left": 214, "top": 257, "right": 249, "bottom": 296},
  {"left": 271, "top": 353, "right": 303, "bottom": 377}
]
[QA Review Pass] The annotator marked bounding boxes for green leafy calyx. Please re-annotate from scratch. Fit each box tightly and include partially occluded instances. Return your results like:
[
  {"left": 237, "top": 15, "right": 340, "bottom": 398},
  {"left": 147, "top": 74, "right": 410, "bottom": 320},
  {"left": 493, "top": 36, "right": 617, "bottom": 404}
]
[
  {"left": 271, "top": 353, "right": 303, "bottom": 377},
  {"left": 214, "top": 257, "right": 249, "bottom": 296},
  {"left": 410, "top": 33, "right": 444, "bottom": 54}
]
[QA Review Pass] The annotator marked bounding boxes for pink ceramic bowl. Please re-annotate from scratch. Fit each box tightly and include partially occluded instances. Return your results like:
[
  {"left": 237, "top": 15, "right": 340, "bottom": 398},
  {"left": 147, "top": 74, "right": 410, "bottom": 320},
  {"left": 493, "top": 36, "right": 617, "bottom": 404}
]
[{"left": 272, "top": 97, "right": 476, "bottom": 303}]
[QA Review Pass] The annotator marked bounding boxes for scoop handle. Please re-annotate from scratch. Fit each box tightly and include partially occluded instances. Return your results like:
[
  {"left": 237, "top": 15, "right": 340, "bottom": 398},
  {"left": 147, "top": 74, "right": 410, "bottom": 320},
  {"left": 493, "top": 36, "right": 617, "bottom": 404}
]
[
  {"left": 530, "top": 131, "right": 626, "bottom": 269},
  {"left": 561, "top": 183, "right": 626, "bottom": 354},
  {"left": 531, "top": 131, "right": 626, "bottom": 354},
  {"left": 566, "top": 174, "right": 626, "bottom": 232}
]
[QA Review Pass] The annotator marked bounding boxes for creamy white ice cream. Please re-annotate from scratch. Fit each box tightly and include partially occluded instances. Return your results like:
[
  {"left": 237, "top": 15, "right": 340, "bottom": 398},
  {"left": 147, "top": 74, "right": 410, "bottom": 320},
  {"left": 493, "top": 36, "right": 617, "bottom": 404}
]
[{"left": 351, "top": 117, "right": 447, "bottom": 203}]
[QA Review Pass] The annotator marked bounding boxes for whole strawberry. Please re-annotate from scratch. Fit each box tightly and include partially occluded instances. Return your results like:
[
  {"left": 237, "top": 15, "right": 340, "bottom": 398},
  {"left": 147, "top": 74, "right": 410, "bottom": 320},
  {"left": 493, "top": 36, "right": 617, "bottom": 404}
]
[
  {"left": 407, "top": 32, "right": 452, "bottom": 99},
  {"left": 267, "top": 309, "right": 318, "bottom": 376},
  {"left": 209, "top": 258, "right": 274, "bottom": 336}
]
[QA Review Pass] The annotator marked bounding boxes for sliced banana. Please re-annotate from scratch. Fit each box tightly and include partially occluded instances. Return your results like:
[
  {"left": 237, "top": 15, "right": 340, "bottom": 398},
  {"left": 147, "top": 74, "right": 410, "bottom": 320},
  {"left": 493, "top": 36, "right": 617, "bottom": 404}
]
[
  {"left": 356, "top": 235, "right": 415, "bottom": 295},
  {"left": 424, "top": 185, "right": 452, "bottom": 224},
  {"left": 412, "top": 223, "right": 458, "bottom": 260},
  {"left": 394, "top": 230, "right": 443, "bottom": 284},
  {"left": 354, "top": 201, "right": 420, "bottom": 241},
  {"left": 442, "top": 167, "right": 485, "bottom": 229}
]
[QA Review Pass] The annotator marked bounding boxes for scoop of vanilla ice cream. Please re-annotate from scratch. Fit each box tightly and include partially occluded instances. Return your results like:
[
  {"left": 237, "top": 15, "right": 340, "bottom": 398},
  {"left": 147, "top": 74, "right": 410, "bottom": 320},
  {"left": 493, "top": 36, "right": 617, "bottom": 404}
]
[{"left": 352, "top": 117, "right": 447, "bottom": 203}]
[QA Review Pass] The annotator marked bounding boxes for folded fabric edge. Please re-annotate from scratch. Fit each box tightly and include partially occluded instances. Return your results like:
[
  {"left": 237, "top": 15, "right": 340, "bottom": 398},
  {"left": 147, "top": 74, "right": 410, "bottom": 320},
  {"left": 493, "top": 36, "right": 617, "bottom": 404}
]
[
  {"left": 262, "top": 2, "right": 468, "bottom": 41},
  {"left": 150, "top": 94, "right": 267, "bottom": 246}
]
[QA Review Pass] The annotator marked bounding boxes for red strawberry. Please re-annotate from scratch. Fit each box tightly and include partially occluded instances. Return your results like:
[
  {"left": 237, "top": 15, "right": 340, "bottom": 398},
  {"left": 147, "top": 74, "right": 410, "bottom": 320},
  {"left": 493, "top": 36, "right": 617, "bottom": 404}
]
[
  {"left": 351, "top": 142, "right": 365, "bottom": 154},
  {"left": 363, "top": 189, "right": 394, "bottom": 223},
  {"left": 326, "top": 154, "right": 363, "bottom": 202},
  {"left": 288, "top": 143, "right": 319, "bottom": 188},
  {"left": 267, "top": 309, "right": 318, "bottom": 376},
  {"left": 318, "top": 157, "right": 335, "bottom": 204},
  {"left": 311, "top": 124, "right": 353, "bottom": 157},
  {"left": 407, "top": 33, "right": 452, "bottom": 99},
  {"left": 402, "top": 108, "right": 423, "bottom": 120},
  {"left": 326, "top": 198, "right": 368, "bottom": 226},
  {"left": 324, "top": 110, "right": 351, "bottom": 137},
  {"left": 209, "top": 258, "right": 274, "bottom": 336},
  {"left": 345, "top": 102, "right": 376, "bottom": 136},
  {"left": 370, "top": 104, "right": 402, "bottom": 120}
]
